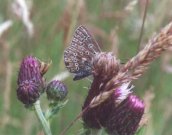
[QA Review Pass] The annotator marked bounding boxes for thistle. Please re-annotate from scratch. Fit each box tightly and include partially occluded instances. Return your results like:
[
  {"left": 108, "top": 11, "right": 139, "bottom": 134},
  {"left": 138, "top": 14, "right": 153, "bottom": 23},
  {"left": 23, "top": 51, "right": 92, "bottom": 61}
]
[
  {"left": 46, "top": 80, "right": 68, "bottom": 102},
  {"left": 82, "top": 52, "right": 123, "bottom": 129},
  {"left": 16, "top": 55, "right": 69, "bottom": 135},
  {"left": 17, "top": 56, "right": 44, "bottom": 105},
  {"left": 81, "top": 22, "right": 172, "bottom": 135}
]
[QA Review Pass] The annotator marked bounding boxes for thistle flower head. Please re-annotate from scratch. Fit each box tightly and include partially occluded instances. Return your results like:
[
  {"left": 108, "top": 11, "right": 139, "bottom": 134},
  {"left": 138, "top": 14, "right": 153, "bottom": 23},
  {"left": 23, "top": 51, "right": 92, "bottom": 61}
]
[
  {"left": 82, "top": 52, "right": 129, "bottom": 129},
  {"left": 46, "top": 80, "right": 68, "bottom": 102},
  {"left": 106, "top": 94, "right": 145, "bottom": 135},
  {"left": 82, "top": 82, "right": 133, "bottom": 129},
  {"left": 17, "top": 56, "right": 44, "bottom": 105},
  {"left": 92, "top": 52, "right": 120, "bottom": 80}
]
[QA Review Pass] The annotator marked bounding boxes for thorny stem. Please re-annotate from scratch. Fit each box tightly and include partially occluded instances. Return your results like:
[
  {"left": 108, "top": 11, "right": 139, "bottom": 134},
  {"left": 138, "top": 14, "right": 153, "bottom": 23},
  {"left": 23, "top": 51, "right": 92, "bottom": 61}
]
[{"left": 34, "top": 100, "right": 52, "bottom": 135}]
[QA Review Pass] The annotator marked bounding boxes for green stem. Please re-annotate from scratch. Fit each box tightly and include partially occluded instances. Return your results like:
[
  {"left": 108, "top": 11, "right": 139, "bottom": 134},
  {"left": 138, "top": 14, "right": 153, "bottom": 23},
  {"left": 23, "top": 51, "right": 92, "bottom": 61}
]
[{"left": 34, "top": 100, "right": 52, "bottom": 135}]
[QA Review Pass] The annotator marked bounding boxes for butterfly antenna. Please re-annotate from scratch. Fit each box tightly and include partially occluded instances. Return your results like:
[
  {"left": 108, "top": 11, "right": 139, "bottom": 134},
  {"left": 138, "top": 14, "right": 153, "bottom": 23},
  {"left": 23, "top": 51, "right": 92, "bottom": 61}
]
[{"left": 137, "top": 0, "right": 149, "bottom": 52}]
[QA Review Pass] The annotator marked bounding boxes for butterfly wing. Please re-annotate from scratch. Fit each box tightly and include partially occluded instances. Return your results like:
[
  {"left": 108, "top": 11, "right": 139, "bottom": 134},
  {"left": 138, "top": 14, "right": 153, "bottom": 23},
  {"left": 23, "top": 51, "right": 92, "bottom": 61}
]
[{"left": 64, "top": 25, "right": 101, "bottom": 80}]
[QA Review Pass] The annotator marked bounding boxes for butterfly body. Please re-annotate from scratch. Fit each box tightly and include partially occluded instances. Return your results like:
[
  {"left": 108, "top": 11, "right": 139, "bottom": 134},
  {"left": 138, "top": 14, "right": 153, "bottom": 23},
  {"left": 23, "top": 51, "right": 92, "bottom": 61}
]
[
  {"left": 73, "top": 70, "right": 92, "bottom": 81},
  {"left": 64, "top": 25, "right": 101, "bottom": 80}
]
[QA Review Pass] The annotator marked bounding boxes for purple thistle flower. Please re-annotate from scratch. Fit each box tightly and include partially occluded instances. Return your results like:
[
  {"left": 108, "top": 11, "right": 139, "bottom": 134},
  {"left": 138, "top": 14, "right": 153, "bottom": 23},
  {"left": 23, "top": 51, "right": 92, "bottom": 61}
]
[
  {"left": 106, "top": 94, "right": 145, "bottom": 135},
  {"left": 82, "top": 52, "right": 144, "bottom": 135},
  {"left": 82, "top": 82, "right": 132, "bottom": 129},
  {"left": 17, "top": 56, "right": 44, "bottom": 105},
  {"left": 46, "top": 80, "right": 68, "bottom": 102},
  {"left": 82, "top": 53, "right": 131, "bottom": 129}
]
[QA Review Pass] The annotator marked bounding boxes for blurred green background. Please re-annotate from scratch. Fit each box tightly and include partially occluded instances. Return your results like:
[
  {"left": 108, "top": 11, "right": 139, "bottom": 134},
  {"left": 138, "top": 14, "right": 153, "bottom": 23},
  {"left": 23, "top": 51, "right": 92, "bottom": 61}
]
[{"left": 0, "top": 0, "right": 172, "bottom": 135}]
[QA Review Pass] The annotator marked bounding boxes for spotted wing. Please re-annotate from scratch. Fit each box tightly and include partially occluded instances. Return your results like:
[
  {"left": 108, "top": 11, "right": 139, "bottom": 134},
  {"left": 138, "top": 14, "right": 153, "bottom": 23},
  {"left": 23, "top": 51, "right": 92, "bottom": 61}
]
[{"left": 64, "top": 25, "right": 101, "bottom": 80}]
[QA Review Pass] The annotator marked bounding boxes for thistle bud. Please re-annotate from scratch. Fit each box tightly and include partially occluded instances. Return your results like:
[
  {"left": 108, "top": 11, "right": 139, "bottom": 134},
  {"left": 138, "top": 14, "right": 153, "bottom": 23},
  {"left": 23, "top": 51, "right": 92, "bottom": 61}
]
[
  {"left": 46, "top": 80, "right": 68, "bottom": 102},
  {"left": 17, "top": 56, "right": 44, "bottom": 105},
  {"left": 106, "top": 94, "right": 145, "bottom": 135}
]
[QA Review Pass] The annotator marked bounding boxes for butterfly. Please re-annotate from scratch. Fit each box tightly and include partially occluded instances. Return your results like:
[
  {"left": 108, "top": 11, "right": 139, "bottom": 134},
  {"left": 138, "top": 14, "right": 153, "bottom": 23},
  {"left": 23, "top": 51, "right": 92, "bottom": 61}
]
[{"left": 64, "top": 25, "right": 101, "bottom": 81}]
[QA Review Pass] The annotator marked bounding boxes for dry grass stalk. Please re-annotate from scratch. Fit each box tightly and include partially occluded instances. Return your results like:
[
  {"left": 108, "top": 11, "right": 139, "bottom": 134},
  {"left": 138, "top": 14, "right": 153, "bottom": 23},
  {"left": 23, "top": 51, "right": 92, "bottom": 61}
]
[
  {"left": 89, "top": 21, "right": 172, "bottom": 108},
  {"left": 0, "top": 20, "right": 13, "bottom": 37},
  {"left": 11, "top": 0, "right": 34, "bottom": 37},
  {"left": 89, "top": 89, "right": 114, "bottom": 108},
  {"left": 122, "top": 22, "right": 172, "bottom": 77},
  {"left": 161, "top": 47, "right": 172, "bottom": 73}
]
